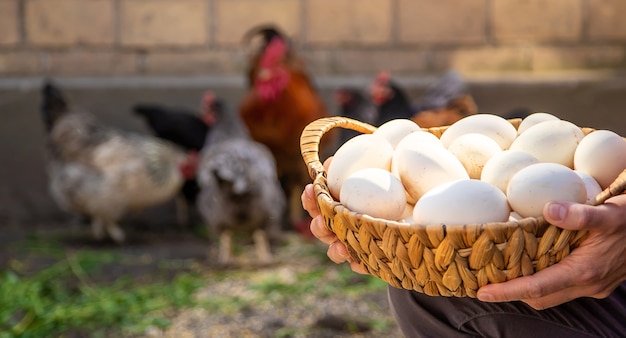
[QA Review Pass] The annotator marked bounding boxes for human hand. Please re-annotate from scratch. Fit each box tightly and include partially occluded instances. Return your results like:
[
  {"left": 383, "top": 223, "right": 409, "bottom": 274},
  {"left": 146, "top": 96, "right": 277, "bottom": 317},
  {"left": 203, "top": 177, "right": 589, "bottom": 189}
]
[
  {"left": 477, "top": 194, "right": 626, "bottom": 309},
  {"left": 301, "top": 183, "right": 367, "bottom": 274}
]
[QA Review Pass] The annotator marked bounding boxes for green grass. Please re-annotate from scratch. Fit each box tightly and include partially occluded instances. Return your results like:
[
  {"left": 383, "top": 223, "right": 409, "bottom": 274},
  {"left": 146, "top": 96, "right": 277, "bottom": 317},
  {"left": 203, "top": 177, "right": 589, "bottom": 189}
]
[
  {"left": 0, "top": 232, "right": 393, "bottom": 337},
  {"left": 0, "top": 250, "right": 206, "bottom": 337}
]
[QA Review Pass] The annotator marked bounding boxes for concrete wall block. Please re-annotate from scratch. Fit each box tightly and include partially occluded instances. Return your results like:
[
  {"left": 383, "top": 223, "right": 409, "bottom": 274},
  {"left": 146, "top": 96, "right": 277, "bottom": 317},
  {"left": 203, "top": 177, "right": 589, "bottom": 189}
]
[
  {"left": 120, "top": 0, "right": 208, "bottom": 47},
  {"left": 144, "top": 50, "right": 246, "bottom": 75},
  {"left": 215, "top": 0, "right": 301, "bottom": 46},
  {"left": 299, "top": 49, "right": 334, "bottom": 75},
  {"left": 431, "top": 46, "right": 531, "bottom": 73},
  {"left": 306, "top": 0, "right": 392, "bottom": 46},
  {"left": 587, "top": 0, "right": 626, "bottom": 41},
  {"left": 333, "top": 49, "right": 429, "bottom": 75},
  {"left": 492, "top": 0, "right": 582, "bottom": 42},
  {"left": 532, "top": 45, "right": 625, "bottom": 70},
  {"left": 25, "top": 0, "right": 115, "bottom": 46},
  {"left": 397, "top": 0, "right": 488, "bottom": 44},
  {"left": 0, "top": 0, "right": 20, "bottom": 45},
  {"left": 44, "top": 50, "right": 137, "bottom": 76},
  {"left": 0, "top": 51, "right": 40, "bottom": 75}
]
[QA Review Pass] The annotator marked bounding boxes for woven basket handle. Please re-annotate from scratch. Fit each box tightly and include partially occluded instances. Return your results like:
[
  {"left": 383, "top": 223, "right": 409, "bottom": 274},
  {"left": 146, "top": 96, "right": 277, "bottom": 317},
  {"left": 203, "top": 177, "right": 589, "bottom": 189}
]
[
  {"left": 593, "top": 169, "right": 626, "bottom": 205},
  {"left": 300, "top": 116, "right": 377, "bottom": 180}
]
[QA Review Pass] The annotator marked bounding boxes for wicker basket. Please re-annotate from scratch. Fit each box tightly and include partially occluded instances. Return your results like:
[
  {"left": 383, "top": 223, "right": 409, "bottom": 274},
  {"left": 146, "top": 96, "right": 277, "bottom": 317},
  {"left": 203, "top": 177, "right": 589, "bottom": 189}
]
[{"left": 300, "top": 116, "right": 626, "bottom": 297}]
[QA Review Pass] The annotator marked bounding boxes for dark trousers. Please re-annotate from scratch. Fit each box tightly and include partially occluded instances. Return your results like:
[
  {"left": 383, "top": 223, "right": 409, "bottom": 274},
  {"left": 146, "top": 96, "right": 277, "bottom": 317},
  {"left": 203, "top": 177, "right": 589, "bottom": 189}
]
[{"left": 388, "top": 282, "right": 626, "bottom": 338}]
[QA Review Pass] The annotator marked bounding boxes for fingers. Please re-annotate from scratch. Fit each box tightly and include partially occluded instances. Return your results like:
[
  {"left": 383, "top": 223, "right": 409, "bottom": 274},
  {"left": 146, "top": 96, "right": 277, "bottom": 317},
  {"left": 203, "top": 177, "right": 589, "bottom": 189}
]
[
  {"left": 309, "top": 214, "right": 336, "bottom": 244},
  {"left": 477, "top": 256, "right": 578, "bottom": 305},
  {"left": 301, "top": 184, "right": 320, "bottom": 218},
  {"left": 327, "top": 241, "right": 368, "bottom": 274},
  {"left": 543, "top": 195, "right": 626, "bottom": 231}
]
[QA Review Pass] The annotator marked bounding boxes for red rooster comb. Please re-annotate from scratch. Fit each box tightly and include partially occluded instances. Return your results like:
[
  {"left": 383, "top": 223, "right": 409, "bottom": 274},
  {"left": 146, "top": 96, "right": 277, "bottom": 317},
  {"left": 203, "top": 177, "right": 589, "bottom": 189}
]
[
  {"left": 201, "top": 91, "right": 217, "bottom": 126},
  {"left": 260, "top": 36, "right": 287, "bottom": 68},
  {"left": 375, "top": 71, "right": 391, "bottom": 85},
  {"left": 370, "top": 71, "right": 393, "bottom": 106},
  {"left": 202, "top": 91, "right": 215, "bottom": 106}
]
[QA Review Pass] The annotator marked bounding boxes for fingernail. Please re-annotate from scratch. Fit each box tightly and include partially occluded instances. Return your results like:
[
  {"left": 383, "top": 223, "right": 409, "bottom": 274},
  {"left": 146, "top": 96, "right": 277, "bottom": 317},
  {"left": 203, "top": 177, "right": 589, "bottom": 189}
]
[
  {"left": 477, "top": 291, "right": 493, "bottom": 302},
  {"left": 548, "top": 202, "right": 566, "bottom": 221}
]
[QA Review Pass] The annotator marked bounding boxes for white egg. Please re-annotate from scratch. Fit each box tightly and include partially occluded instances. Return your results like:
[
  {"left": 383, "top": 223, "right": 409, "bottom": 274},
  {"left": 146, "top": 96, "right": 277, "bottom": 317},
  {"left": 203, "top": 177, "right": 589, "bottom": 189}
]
[
  {"left": 574, "top": 170, "right": 603, "bottom": 204},
  {"left": 509, "top": 211, "right": 523, "bottom": 221},
  {"left": 447, "top": 133, "right": 502, "bottom": 179},
  {"left": 398, "top": 203, "right": 415, "bottom": 224},
  {"left": 327, "top": 134, "right": 394, "bottom": 200},
  {"left": 509, "top": 120, "right": 585, "bottom": 168},
  {"left": 440, "top": 114, "right": 518, "bottom": 150},
  {"left": 481, "top": 150, "right": 540, "bottom": 194},
  {"left": 373, "top": 119, "right": 422, "bottom": 149},
  {"left": 392, "top": 131, "right": 444, "bottom": 177},
  {"left": 340, "top": 168, "right": 407, "bottom": 221},
  {"left": 517, "top": 112, "right": 560, "bottom": 135},
  {"left": 413, "top": 179, "right": 510, "bottom": 226},
  {"left": 393, "top": 143, "right": 469, "bottom": 204},
  {"left": 574, "top": 129, "right": 626, "bottom": 189},
  {"left": 507, "top": 163, "right": 587, "bottom": 218}
]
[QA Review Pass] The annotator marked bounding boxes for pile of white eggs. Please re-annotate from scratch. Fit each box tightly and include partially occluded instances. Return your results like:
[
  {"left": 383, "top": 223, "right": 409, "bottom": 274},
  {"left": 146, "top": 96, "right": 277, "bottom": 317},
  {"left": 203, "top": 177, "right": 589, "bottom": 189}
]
[{"left": 326, "top": 113, "right": 626, "bottom": 226}]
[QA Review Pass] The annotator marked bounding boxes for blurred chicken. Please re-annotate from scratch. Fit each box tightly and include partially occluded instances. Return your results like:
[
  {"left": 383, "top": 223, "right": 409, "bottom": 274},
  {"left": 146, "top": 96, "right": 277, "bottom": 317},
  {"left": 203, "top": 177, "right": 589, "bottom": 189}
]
[
  {"left": 132, "top": 103, "right": 210, "bottom": 225},
  {"left": 197, "top": 91, "right": 286, "bottom": 266},
  {"left": 410, "top": 70, "right": 478, "bottom": 127},
  {"left": 369, "top": 71, "right": 415, "bottom": 125},
  {"left": 369, "top": 70, "right": 478, "bottom": 128},
  {"left": 132, "top": 104, "right": 208, "bottom": 151},
  {"left": 40, "top": 80, "right": 194, "bottom": 243},
  {"left": 334, "top": 87, "right": 377, "bottom": 144},
  {"left": 239, "top": 25, "right": 336, "bottom": 236}
]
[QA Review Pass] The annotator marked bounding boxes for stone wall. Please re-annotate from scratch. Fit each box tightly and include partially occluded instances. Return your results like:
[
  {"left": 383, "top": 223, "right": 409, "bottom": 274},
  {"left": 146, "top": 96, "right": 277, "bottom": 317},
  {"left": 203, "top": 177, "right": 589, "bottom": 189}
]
[{"left": 1, "top": 0, "right": 626, "bottom": 77}]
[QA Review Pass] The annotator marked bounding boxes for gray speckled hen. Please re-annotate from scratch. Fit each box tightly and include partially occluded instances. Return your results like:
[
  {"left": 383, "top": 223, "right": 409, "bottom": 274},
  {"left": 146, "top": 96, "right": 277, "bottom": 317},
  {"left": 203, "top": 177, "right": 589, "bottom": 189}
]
[
  {"left": 196, "top": 92, "right": 286, "bottom": 265},
  {"left": 40, "top": 80, "right": 191, "bottom": 243}
]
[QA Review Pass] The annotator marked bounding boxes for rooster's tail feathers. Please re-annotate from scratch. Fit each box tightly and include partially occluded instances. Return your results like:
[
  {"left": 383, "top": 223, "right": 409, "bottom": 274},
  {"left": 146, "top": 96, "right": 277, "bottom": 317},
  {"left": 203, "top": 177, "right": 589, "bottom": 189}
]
[{"left": 41, "top": 79, "right": 69, "bottom": 131}]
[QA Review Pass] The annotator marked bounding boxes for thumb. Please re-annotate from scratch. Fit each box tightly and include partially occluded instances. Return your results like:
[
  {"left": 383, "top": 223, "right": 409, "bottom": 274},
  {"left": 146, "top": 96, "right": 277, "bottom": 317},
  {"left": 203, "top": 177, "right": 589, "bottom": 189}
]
[{"left": 543, "top": 200, "right": 612, "bottom": 231}]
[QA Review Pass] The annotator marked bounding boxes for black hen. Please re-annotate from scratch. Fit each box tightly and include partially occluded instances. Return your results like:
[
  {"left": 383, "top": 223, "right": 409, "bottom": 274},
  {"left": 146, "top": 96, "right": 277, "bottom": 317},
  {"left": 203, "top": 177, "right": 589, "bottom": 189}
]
[
  {"left": 334, "top": 87, "right": 377, "bottom": 144},
  {"left": 132, "top": 104, "right": 208, "bottom": 152},
  {"left": 369, "top": 71, "right": 414, "bottom": 126}
]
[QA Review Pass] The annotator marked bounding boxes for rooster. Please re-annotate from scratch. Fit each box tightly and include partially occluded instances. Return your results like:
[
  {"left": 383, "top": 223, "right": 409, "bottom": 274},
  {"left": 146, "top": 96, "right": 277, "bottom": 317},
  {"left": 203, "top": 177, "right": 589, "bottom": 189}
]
[
  {"left": 369, "top": 70, "right": 478, "bottom": 128},
  {"left": 40, "top": 80, "right": 195, "bottom": 243},
  {"left": 197, "top": 92, "right": 286, "bottom": 266},
  {"left": 239, "top": 25, "right": 336, "bottom": 237},
  {"left": 132, "top": 103, "right": 210, "bottom": 225}
]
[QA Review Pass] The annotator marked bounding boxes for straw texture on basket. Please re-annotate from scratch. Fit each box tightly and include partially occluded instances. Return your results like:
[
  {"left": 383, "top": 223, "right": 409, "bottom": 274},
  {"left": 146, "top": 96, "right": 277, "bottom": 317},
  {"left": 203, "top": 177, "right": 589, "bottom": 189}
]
[{"left": 300, "top": 116, "right": 626, "bottom": 298}]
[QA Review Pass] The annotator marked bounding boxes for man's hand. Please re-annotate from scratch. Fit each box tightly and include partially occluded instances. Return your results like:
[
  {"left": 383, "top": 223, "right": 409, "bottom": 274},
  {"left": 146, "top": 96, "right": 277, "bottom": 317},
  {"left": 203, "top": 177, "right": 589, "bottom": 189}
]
[{"left": 477, "top": 195, "right": 626, "bottom": 309}]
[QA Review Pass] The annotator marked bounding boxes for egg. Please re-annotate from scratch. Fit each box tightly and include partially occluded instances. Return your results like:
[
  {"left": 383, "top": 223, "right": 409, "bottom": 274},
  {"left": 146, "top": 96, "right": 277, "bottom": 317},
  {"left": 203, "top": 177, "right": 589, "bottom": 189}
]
[
  {"left": 413, "top": 179, "right": 510, "bottom": 226},
  {"left": 574, "top": 170, "right": 603, "bottom": 204},
  {"left": 509, "top": 211, "right": 523, "bottom": 221},
  {"left": 509, "top": 120, "right": 585, "bottom": 168},
  {"left": 399, "top": 203, "right": 415, "bottom": 224},
  {"left": 517, "top": 112, "right": 560, "bottom": 135},
  {"left": 447, "top": 133, "right": 502, "bottom": 179},
  {"left": 392, "top": 130, "right": 444, "bottom": 177},
  {"left": 327, "top": 134, "right": 394, "bottom": 199},
  {"left": 507, "top": 163, "right": 587, "bottom": 218},
  {"left": 574, "top": 129, "right": 626, "bottom": 189},
  {"left": 440, "top": 114, "right": 518, "bottom": 150},
  {"left": 373, "top": 119, "right": 422, "bottom": 149},
  {"left": 392, "top": 143, "right": 469, "bottom": 204},
  {"left": 340, "top": 168, "right": 407, "bottom": 220},
  {"left": 481, "top": 150, "right": 540, "bottom": 194}
]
